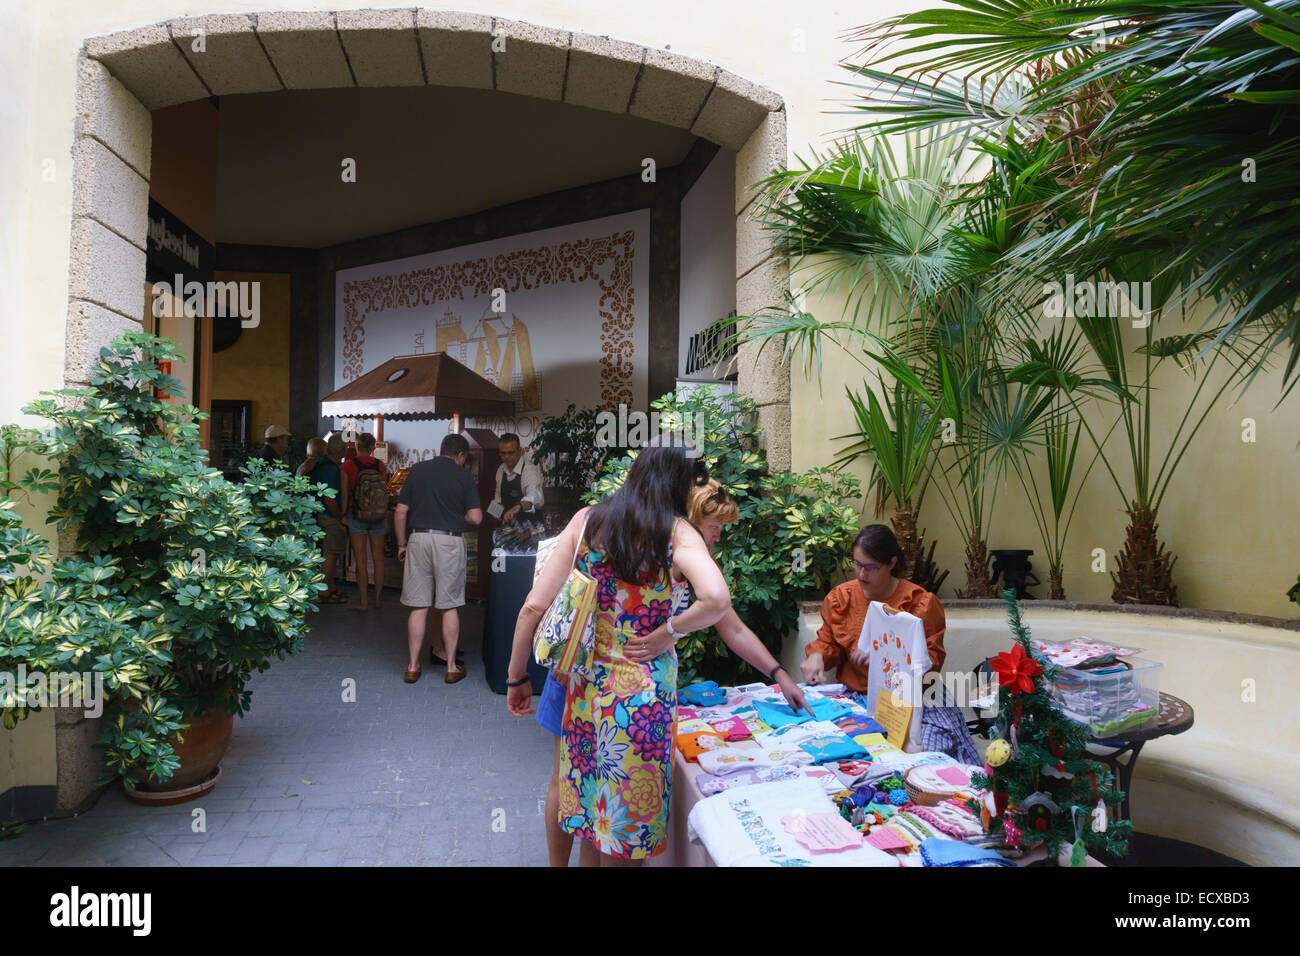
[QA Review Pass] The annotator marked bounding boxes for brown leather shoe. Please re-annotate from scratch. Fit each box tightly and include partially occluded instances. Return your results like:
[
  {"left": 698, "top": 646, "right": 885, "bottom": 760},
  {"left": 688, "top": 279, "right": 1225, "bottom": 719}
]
[
  {"left": 404, "top": 665, "right": 422, "bottom": 683},
  {"left": 444, "top": 667, "right": 467, "bottom": 685}
]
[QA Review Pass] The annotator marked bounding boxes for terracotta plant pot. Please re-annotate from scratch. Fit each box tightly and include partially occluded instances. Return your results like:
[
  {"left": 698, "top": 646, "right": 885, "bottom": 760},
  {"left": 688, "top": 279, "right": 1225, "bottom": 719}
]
[{"left": 130, "top": 707, "right": 235, "bottom": 800}]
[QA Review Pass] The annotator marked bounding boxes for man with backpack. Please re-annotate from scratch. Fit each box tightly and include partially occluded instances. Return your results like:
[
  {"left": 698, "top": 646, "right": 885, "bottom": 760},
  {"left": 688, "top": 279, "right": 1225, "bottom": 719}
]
[{"left": 342, "top": 432, "right": 390, "bottom": 611}]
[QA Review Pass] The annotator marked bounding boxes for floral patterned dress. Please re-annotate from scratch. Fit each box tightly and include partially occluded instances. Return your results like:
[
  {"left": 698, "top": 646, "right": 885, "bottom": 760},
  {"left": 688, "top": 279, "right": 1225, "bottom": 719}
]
[{"left": 558, "top": 524, "right": 679, "bottom": 859}]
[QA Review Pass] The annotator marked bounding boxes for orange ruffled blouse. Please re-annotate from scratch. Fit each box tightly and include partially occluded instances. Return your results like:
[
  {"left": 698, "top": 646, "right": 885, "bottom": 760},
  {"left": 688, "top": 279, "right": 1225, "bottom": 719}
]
[{"left": 805, "top": 579, "right": 947, "bottom": 693}]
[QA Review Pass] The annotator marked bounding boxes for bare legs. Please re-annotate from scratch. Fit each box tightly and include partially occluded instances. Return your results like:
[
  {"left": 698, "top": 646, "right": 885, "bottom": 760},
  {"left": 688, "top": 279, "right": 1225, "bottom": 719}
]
[
  {"left": 351, "top": 534, "right": 385, "bottom": 609},
  {"left": 350, "top": 534, "right": 370, "bottom": 610},
  {"left": 406, "top": 607, "right": 427, "bottom": 672},
  {"left": 368, "top": 534, "right": 385, "bottom": 607},
  {"left": 322, "top": 552, "right": 340, "bottom": 597},
  {"left": 441, "top": 608, "right": 462, "bottom": 677},
  {"left": 407, "top": 606, "right": 461, "bottom": 675},
  {"left": 546, "top": 737, "right": 573, "bottom": 867},
  {"left": 576, "top": 839, "right": 643, "bottom": 867}
]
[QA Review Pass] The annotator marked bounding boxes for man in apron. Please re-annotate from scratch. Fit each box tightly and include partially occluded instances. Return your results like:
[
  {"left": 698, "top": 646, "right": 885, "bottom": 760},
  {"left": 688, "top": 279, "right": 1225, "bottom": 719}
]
[{"left": 491, "top": 433, "right": 544, "bottom": 523}]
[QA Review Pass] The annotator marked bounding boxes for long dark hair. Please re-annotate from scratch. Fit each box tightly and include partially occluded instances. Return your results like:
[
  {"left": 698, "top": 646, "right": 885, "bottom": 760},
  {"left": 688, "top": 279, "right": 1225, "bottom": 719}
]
[{"left": 587, "top": 435, "right": 708, "bottom": 583}]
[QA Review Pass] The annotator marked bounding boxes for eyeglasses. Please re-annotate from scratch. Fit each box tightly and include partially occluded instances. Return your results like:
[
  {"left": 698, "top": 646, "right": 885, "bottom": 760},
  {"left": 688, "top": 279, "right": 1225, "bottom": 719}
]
[{"left": 852, "top": 558, "right": 887, "bottom": 575}]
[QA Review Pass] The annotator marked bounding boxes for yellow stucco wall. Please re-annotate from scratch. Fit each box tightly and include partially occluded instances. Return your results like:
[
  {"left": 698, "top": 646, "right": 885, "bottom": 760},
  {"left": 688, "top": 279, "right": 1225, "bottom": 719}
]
[
  {"left": 210, "top": 271, "right": 292, "bottom": 444},
  {"left": 789, "top": 281, "right": 1300, "bottom": 618}
]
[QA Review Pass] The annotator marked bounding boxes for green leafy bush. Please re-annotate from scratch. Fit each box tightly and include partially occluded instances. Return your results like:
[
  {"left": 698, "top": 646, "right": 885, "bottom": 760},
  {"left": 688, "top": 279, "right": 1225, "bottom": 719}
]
[
  {"left": 3, "top": 333, "right": 326, "bottom": 789},
  {"left": 587, "top": 387, "right": 859, "bottom": 686},
  {"left": 532, "top": 403, "right": 624, "bottom": 518}
]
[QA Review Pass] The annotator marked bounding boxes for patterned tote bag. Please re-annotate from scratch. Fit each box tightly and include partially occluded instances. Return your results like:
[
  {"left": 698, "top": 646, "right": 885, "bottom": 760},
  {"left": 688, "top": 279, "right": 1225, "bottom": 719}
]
[{"left": 531, "top": 515, "right": 598, "bottom": 675}]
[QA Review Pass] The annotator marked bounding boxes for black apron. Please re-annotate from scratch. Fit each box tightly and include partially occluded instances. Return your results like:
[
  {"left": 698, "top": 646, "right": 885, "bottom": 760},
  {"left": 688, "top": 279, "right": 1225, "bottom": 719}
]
[{"left": 500, "top": 469, "right": 524, "bottom": 512}]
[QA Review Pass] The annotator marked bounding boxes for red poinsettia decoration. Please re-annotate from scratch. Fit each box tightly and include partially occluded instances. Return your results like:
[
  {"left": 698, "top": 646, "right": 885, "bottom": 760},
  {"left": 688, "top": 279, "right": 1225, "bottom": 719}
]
[{"left": 990, "top": 644, "right": 1043, "bottom": 695}]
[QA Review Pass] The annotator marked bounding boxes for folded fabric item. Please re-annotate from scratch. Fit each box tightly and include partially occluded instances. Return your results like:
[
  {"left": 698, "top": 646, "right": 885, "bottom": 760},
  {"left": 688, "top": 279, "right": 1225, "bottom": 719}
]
[
  {"left": 853, "top": 733, "right": 892, "bottom": 749},
  {"left": 830, "top": 760, "right": 877, "bottom": 789},
  {"left": 755, "top": 720, "right": 844, "bottom": 749},
  {"left": 919, "top": 837, "right": 1016, "bottom": 867},
  {"left": 709, "top": 715, "right": 753, "bottom": 741},
  {"left": 1032, "top": 637, "right": 1142, "bottom": 669},
  {"left": 833, "top": 714, "right": 887, "bottom": 737},
  {"left": 677, "top": 706, "right": 702, "bottom": 721},
  {"left": 675, "top": 718, "right": 714, "bottom": 735},
  {"left": 799, "top": 682, "right": 846, "bottom": 695},
  {"left": 697, "top": 765, "right": 803, "bottom": 796},
  {"left": 880, "top": 810, "right": 944, "bottom": 851},
  {"left": 677, "top": 730, "right": 726, "bottom": 761},
  {"left": 752, "top": 695, "right": 850, "bottom": 730},
  {"left": 679, "top": 681, "right": 728, "bottom": 707},
  {"left": 800, "top": 767, "right": 846, "bottom": 793},
  {"left": 732, "top": 681, "right": 771, "bottom": 696},
  {"left": 801, "top": 735, "right": 869, "bottom": 764},
  {"left": 761, "top": 746, "right": 816, "bottom": 768},
  {"left": 687, "top": 778, "right": 900, "bottom": 867},
  {"left": 740, "top": 713, "right": 773, "bottom": 736},
  {"left": 698, "top": 746, "right": 773, "bottom": 776},
  {"left": 908, "top": 801, "right": 988, "bottom": 843}
]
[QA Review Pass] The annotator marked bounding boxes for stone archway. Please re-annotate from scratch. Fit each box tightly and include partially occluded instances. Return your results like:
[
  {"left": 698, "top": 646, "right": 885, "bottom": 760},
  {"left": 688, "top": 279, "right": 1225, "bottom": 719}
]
[{"left": 68, "top": 9, "right": 792, "bottom": 485}]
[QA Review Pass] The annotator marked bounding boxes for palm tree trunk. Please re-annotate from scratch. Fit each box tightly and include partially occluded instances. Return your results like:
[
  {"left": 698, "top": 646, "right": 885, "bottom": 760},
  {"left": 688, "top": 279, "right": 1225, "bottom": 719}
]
[
  {"left": 1111, "top": 504, "right": 1179, "bottom": 606},
  {"left": 958, "top": 528, "right": 995, "bottom": 598},
  {"left": 891, "top": 506, "right": 949, "bottom": 594},
  {"left": 1048, "top": 564, "right": 1065, "bottom": 600}
]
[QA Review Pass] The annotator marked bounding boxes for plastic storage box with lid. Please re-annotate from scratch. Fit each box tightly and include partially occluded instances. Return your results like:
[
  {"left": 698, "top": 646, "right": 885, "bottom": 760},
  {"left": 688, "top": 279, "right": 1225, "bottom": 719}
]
[{"left": 1048, "top": 658, "right": 1162, "bottom": 738}]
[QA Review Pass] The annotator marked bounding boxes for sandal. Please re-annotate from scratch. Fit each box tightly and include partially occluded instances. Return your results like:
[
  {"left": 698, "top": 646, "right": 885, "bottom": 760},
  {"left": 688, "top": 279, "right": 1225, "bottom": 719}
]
[{"left": 323, "top": 592, "right": 348, "bottom": 604}]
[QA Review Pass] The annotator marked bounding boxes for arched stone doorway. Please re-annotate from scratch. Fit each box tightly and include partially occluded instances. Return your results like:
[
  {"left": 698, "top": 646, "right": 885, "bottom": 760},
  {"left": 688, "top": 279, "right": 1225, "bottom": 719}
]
[{"left": 67, "top": 9, "right": 792, "bottom": 497}]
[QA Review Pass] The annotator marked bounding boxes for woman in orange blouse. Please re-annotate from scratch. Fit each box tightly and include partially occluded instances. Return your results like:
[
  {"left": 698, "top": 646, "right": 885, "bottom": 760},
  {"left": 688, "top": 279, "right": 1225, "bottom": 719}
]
[{"left": 801, "top": 524, "right": 979, "bottom": 763}]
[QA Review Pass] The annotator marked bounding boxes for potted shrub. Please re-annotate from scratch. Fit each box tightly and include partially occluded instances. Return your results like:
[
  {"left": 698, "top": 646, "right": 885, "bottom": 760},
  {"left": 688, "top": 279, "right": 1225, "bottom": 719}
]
[{"left": 9, "top": 333, "right": 326, "bottom": 801}]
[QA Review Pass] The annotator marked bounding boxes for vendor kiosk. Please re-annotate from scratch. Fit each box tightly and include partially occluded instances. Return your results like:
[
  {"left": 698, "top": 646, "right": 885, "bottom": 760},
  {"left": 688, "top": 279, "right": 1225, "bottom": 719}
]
[{"left": 319, "top": 353, "right": 516, "bottom": 600}]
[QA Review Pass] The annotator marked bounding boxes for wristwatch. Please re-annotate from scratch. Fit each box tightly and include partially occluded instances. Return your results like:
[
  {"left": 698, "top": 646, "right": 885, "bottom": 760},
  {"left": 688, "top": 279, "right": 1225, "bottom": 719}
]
[{"left": 665, "top": 616, "right": 684, "bottom": 641}]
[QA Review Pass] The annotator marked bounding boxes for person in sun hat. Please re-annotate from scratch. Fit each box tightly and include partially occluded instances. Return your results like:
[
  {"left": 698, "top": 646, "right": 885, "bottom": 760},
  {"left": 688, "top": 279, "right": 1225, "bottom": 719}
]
[{"left": 253, "top": 424, "right": 291, "bottom": 469}]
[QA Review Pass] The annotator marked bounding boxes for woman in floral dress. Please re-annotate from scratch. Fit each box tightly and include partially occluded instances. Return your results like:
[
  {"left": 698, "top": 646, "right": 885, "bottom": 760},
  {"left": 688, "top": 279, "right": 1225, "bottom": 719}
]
[{"left": 507, "top": 439, "right": 730, "bottom": 866}]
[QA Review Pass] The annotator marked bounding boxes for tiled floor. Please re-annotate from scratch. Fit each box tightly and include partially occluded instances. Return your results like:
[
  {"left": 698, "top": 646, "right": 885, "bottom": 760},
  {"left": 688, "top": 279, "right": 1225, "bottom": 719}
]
[{"left": 0, "top": 595, "right": 568, "bottom": 866}]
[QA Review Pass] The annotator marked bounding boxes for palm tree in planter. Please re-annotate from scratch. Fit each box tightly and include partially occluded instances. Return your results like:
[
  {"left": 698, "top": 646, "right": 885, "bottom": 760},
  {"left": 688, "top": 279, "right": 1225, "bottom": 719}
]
[
  {"left": 20, "top": 333, "right": 326, "bottom": 796},
  {"left": 839, "top": 0, "right": 1300, "bottom": 601}
]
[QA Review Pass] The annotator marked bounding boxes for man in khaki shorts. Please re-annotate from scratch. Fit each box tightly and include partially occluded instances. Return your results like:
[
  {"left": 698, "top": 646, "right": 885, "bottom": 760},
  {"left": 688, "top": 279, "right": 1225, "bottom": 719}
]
[{"left": 394, "top": 432, "right": 482, "bottom": 684}]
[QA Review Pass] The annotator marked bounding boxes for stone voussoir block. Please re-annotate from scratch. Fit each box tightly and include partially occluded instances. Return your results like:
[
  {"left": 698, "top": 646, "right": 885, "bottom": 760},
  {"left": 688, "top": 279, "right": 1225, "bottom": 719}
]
[
  {"left": 336, "top": 8, "right": 423, "bottom": 88},
  {"left": 71, "top": 137, "right": 148, "bottom": 251},
  {"left": 84, "top": 24, "right": 210, "bottom": 110},
  {"left": 629, "top": 48, "right": 717, "bottom": 129},
  {"left": 693, "top": 69, "right": 781, "bottom": 152},
  {"left": 66, "top": 219, "right": 147, "bottom": 323},
  {"left": 169, "top": 14, "right": 281, "bottom": 96},
  {"left": 492, "top": 18, "right": 569, "bottom": 101},
  {"left": 256, "top": 10, "right": 354, "bottom": 89},
  {"left": 64, "top": 299, "right": 144, "bottom": 386},
  {"left": 417, "top": 9, "right": 494, "bottom": 90},
  {"left": 565, "top": 33, "right": 643, "bottom": 114},
  {"left": 736, "top": 107, "right": 787, "bottom": 216},
  {"left": 74, "top": 57, "right": 151, "bottom": 179}
]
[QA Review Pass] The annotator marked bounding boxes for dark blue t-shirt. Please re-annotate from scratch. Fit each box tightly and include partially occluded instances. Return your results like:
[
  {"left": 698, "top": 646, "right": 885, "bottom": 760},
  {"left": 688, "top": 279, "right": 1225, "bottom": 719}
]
[
  {"left": 397, "top": 456, "right": 479, "bottom": 532},
  {"left": 314, "top": 457, "right": 342, "bottom": 508}
]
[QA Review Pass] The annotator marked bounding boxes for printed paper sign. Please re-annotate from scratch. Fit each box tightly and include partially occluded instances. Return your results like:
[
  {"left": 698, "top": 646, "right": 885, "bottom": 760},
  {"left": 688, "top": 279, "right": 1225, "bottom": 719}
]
[{"left": 874, "top": 690, "right": 913, "bottom": 749}]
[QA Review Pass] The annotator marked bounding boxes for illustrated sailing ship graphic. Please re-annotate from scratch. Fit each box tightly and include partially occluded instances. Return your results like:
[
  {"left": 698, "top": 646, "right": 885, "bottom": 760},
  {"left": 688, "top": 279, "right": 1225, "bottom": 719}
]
[{"left": 435, "top": 309, "right": 542, "bottom": 411}]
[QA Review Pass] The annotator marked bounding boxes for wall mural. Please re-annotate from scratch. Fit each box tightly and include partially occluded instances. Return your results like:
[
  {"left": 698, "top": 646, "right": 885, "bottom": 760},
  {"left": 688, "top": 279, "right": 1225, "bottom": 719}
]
[{"left": 334, "top": 210, "right": 649, "bottom": 467}]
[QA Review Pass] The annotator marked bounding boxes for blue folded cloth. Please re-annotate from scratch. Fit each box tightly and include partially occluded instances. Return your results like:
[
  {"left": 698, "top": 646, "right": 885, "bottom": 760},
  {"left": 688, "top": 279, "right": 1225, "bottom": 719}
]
[
  {"left": 800, "top": 734, "right": 868, "bottom": 764},
  {"left": 753, "top": 695, "right": 850, "bottom": 729},
  {"left": 919, "top": 838, "right": 1015, "bottom": 867},
  {"left": 833, "top": 713, "right": 887, "bottom": 737},
  {"left": 679, "top": 681, "right": 727, "bottom": 707}
]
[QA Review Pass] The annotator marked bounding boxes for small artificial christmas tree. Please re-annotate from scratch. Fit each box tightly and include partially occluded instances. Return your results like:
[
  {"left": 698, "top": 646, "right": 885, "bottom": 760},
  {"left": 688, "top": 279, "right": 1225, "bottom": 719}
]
[{"left": 971, "top": 590, "right": 1133, "bottom": 863}]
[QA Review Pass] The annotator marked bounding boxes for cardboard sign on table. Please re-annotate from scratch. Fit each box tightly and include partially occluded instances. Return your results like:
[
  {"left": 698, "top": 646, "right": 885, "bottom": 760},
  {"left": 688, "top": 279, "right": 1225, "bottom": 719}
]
[{"left": 858, "top": 602, "right": 928, "bottom": 746}]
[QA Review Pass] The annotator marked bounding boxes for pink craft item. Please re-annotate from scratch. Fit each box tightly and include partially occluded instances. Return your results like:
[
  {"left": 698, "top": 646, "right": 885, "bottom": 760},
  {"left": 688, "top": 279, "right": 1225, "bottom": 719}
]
[{"left": 781, "top": 813, "right": 864, "bottom": 853}]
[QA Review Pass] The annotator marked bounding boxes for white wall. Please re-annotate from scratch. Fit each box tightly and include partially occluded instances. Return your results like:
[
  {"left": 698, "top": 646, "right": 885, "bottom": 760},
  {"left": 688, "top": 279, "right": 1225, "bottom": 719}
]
[{"left": 679, "top": 149, "right": 736, "bottom": 378}]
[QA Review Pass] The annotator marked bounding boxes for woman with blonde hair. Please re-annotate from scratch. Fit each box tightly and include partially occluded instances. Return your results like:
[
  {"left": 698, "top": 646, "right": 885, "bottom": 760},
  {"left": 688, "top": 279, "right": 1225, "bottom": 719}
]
[{"left": 666, "top": 480, "right": 810, "bottom": 715}]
